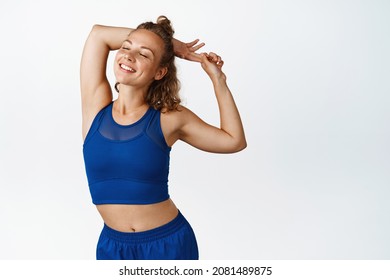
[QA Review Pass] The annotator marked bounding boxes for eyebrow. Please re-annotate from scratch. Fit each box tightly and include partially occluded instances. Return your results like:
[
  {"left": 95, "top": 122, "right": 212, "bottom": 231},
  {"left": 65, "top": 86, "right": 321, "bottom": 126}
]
[{"left": 123, "top": 40, "right": 155, "bottom": 55}]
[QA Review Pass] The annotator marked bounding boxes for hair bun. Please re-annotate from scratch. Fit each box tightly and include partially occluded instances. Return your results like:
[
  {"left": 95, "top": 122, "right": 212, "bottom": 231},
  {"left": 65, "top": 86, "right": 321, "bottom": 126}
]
[{"left": 156, "top": 15, "right": 175, "bottom": 37}]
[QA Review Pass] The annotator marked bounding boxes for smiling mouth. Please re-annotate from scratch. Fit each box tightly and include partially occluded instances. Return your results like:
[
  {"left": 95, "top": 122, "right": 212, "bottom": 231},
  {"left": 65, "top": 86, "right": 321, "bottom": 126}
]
[{"left": 120, "top": 64, "right": 136, "bottom": 72}]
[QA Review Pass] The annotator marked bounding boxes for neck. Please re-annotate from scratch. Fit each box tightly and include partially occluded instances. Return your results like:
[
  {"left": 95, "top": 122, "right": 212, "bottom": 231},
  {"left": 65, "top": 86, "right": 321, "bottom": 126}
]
[{"left": 115, "top": 87, "right": 148, "bottom": 114}]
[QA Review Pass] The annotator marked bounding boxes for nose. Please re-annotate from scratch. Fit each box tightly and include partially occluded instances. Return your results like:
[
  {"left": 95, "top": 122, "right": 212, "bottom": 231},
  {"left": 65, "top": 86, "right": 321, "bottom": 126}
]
[{"left": 123, "top": 53, "right": 134, "bottom": 62}]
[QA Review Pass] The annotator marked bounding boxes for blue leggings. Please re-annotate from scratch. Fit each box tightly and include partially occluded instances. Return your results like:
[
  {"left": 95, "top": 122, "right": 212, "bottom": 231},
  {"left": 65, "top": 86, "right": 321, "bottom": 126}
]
[{"left": 96, "top": 211, "right": 199, "bottom": 260}]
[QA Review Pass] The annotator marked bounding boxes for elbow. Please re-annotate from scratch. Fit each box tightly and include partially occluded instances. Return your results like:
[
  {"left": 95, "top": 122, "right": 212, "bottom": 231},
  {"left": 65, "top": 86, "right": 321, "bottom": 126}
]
[
  {"left": 228, "top": 138, "right": 247, "bottom": 153},
  {"left": 90, "top": 24, "right": 104, "bottom": 36},
  {"left": 89, "top": 24, "right": 107, "bottom": 38},
  {"left": 236, "top": 139, "right": 248, "bottom": 152},
  {"left": 231, "top": 129, "right": 247, "bottom": 153},
  {"left": 241, "top": 139, "right": 248, "bottom": 151},
  {"left": 86, "top": 25, "right": 101, "bottom": 41},
  {"left": 92, "top": 24, "right": 103, "bottom": 31}
]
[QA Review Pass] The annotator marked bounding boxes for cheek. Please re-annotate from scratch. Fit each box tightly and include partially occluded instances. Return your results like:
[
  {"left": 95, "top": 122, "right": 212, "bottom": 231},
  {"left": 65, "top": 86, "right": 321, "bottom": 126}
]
[
  {"left": 115, "top": 51, "right": 123, "bottom": 63},
  {"left": 143, "top": 59, "right": 160, "bottom": 72},
  {"left": 136, "top": 60, "right": 154, "bottom": 74},
  {"left": 113, "top": 60, "right": 120, "bottom": 76}
]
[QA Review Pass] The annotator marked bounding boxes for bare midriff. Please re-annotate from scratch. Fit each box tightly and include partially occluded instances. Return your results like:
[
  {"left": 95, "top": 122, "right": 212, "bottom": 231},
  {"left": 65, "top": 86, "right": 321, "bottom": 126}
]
[{"left": 96, "top": 199, "right": 179, "bottom": 233}]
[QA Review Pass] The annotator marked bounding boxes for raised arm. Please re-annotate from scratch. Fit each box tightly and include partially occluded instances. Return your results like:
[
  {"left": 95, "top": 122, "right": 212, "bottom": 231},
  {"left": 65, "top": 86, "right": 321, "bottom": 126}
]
[
  {"left": 178, "top": 52, "right": 247, "bottom": 153},
  {"left": 80, "top": 25, "right": 133, "bottom": 140}
]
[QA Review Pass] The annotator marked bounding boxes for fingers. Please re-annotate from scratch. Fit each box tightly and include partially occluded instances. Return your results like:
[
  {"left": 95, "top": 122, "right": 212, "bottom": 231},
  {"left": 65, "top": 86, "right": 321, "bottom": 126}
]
[
  {"left": 191, "top": 42, "right": 205, "bottom": 52},
  {"left": 190, "top": 52, "right": 203, "bottom": 63},
  {"left": 186, "top": 39, "right": 201, "bottom": 47},
  {"left": 186, "top": 39, "right": 205, "bottom": 51},
  {"left": 180, "top": 39, "right": 223, "bottom": 67},
  {"left": 176, "top": 39, "right": 205, "bottom": 62},
  {"left": 186, "top": 39, "right": 199, "bottom": 46},
  {"left": 204, "top": 52, "right": 224, "bottom": 68}
]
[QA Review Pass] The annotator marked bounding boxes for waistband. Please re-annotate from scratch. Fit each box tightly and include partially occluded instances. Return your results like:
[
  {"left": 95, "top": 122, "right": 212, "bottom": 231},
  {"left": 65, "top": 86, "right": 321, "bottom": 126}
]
[{"left": 100, "top": 211, "right": 186, "bottom": 244}]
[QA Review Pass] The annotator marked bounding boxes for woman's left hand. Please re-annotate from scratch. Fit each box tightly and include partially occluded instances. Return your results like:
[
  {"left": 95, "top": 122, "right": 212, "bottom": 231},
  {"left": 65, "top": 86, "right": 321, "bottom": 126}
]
[{"left": 200, "top": 52, "right": 226, "bottom": 81}]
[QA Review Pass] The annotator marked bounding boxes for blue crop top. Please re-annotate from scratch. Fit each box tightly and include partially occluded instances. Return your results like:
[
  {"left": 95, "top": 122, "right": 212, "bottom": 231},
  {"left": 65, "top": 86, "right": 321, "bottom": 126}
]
[{"left": 83, "top": 102, "right": 171, "bottom": 205}]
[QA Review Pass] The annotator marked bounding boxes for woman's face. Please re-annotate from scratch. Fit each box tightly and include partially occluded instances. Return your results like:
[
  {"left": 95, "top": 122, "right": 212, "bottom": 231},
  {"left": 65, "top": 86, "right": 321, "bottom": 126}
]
[{"left": 114, "top": 29, "right": 167, "bottom": 89}]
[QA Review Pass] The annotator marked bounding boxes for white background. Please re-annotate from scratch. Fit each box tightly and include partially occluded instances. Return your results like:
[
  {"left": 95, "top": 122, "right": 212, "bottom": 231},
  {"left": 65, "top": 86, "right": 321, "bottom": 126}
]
[{"left": 0, "top": 0, "right": 389, "bottom": 260}]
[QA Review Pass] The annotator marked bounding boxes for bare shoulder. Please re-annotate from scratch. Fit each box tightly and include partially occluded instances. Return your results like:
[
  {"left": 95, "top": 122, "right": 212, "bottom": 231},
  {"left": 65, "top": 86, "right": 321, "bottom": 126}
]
[
  {"left": 160, "top": 105, "right": 197, "bottom": 147},
  {"left": 161, "top": 105, "right": 194, "bottom": 121}
]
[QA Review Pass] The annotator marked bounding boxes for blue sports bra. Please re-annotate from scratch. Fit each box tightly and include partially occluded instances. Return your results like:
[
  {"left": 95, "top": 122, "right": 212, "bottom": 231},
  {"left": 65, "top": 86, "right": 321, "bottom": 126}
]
[{"left": 83, "top": 102, "right": 171, "bottom": 205}]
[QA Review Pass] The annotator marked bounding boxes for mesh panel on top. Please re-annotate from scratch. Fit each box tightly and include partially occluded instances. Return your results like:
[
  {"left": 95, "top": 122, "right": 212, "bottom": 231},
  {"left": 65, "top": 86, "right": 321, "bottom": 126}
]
[{"left": 98, "top": 104, "right": 151, "bottom": 141}]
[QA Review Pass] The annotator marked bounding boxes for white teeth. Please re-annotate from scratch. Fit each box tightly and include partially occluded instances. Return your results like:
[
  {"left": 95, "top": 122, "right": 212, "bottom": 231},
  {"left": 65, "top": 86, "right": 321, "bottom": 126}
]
[{"left": 120, "top": 64, "right": 135, "bottom": 72}]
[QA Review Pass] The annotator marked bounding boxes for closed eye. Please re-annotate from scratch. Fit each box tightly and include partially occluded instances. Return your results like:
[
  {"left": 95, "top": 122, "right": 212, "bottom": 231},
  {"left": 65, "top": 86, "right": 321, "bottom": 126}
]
[{"left": 121, "top": 41, "right": 131, "bottom": 50}]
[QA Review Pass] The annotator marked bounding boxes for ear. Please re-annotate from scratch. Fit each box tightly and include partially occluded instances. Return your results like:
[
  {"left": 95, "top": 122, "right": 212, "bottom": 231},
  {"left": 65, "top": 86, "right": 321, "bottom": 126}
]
[{"left": 154, "top": 66, "right": 168, "bottom": 81}]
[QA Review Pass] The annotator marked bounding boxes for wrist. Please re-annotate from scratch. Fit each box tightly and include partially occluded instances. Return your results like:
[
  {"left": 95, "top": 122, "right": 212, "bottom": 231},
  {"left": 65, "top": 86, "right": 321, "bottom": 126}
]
[
  {"left": 211, "top": 73, "right": 227, "bottom": 86},
  {"left": 172, "top": 38, "right": 183, "bottom": 58}
]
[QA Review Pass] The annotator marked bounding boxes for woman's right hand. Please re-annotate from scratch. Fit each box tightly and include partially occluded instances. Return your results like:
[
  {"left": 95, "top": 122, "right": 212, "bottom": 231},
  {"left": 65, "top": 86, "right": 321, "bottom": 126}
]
[{"left": 173, "top": 38, "right": 205, "bottom": 62}]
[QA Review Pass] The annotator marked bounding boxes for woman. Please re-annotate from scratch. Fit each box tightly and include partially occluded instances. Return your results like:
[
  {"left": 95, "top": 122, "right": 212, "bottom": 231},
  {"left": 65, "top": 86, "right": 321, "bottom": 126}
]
[{"left": 81, "top": 16, "right": 246, "bottom": 260}]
